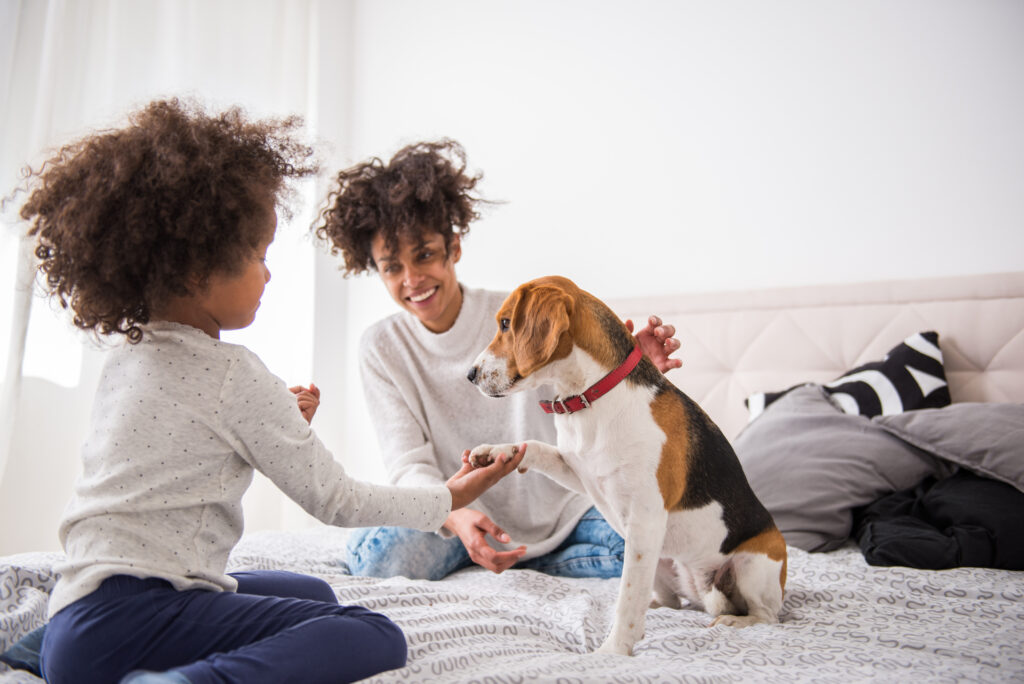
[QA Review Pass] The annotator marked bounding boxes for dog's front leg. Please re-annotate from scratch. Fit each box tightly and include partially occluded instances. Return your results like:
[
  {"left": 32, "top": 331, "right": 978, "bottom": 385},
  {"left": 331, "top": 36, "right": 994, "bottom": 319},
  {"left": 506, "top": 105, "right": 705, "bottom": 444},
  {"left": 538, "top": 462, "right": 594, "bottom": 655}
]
[
  {"left": 597, "top": 507, "right": 668, "bottom": 656},
  {"left": 467, "top": 440, "right": 587, "bottom": 494}
]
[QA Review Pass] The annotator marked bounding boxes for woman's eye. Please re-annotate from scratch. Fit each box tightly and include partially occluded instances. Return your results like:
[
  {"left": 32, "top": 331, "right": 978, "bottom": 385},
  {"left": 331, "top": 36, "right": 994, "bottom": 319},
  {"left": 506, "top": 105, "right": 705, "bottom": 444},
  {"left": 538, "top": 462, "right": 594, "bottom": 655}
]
[{"left": 500, "top": 318, "right": 510, "bottom": 332}]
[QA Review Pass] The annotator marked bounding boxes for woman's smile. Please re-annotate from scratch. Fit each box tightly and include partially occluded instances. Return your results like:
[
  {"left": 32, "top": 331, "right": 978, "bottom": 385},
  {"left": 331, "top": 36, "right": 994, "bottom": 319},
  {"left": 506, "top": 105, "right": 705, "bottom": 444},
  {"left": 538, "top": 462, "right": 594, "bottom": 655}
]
[{"left": 408, "top": 286, "right": 439, "bottom": 304}]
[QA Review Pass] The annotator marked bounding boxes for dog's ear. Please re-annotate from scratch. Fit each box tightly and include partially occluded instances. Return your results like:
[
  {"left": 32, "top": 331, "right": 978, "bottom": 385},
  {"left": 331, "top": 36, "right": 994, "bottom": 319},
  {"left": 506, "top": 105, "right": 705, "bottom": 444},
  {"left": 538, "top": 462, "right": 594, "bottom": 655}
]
[{"left": 511, "top": 284, "right": 574, "bottom": 377}]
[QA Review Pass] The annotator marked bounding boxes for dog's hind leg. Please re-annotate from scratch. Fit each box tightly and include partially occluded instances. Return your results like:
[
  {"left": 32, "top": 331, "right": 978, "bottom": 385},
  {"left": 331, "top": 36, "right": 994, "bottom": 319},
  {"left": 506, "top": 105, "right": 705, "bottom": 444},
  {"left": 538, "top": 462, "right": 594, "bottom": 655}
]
[
  {"left": 702, "top": 561, "right": 740, "bottom": 619},
  {"left": 650, "top": 558, "right": 683, "bottom": 609},
  {"left": 710, "top": 552, "right": 784, "bottom": 628},
  {"left": 597, "top": 508, "right": 668, "bottom": 655}
]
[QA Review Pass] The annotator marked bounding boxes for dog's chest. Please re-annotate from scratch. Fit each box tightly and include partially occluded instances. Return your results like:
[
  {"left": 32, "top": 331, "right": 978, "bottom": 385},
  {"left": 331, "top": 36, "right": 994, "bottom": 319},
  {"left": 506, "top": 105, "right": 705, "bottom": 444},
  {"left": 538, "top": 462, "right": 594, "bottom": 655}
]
[{"left": 554, "top": 384, "right": 665, "bottom": 518}]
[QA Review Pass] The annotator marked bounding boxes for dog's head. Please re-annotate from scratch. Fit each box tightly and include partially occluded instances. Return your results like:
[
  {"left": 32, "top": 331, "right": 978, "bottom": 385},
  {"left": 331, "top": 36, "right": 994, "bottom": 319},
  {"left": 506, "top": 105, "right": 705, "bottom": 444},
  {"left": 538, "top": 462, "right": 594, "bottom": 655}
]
[{"left": 467, "top": 276, "right": 578, "bottom": 397}]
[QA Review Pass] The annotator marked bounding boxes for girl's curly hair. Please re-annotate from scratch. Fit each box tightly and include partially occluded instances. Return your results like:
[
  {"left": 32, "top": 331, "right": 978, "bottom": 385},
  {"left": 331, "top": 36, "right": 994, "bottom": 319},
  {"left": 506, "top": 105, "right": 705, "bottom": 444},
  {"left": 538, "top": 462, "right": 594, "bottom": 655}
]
[
  {"left": 314, "top": 139, "right": 485, "bottom": 275},
  {"left": 16, "top": 97, "right": 318, "bottom": 342}
]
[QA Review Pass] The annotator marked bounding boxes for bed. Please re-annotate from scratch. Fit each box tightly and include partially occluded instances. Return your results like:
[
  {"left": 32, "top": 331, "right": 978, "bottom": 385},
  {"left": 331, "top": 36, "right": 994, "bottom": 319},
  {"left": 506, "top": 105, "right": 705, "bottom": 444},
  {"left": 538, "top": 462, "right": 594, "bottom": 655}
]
[{"left": 3, "top": 271, "right": 1023, "bottom": 682}]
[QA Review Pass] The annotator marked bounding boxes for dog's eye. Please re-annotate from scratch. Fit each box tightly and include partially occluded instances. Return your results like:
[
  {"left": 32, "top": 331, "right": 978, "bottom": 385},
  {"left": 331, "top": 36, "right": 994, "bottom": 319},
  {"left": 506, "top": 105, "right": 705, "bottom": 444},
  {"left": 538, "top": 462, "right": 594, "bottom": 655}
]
[{"left": 500, "top": 318, "right": 510, "bottom": 332}]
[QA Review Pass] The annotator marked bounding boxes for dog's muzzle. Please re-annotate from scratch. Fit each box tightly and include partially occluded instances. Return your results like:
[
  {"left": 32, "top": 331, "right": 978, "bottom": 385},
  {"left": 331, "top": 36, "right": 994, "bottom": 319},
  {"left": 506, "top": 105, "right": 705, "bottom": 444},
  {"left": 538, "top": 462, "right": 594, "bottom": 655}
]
[{"left": 467, "top": 356, "right": 519, "bottom": 397}]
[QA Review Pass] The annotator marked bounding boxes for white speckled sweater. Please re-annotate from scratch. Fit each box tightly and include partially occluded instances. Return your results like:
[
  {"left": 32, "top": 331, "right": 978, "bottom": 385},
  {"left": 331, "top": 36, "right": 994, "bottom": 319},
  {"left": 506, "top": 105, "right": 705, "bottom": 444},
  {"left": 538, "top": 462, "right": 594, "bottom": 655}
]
[
  {"left": 48, "top": 322, "right": 450, "bottom": 618},
  {"left": 359, "top": 286, "right": 591, "bottom": 559}
]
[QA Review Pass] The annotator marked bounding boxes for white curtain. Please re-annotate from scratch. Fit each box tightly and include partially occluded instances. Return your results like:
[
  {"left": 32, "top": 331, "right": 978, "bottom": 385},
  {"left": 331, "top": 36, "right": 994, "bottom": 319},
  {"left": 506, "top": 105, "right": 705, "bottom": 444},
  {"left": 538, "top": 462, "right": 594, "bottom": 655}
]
[{"left": 0, "top": 0, "right": 353, "bottom": 553}]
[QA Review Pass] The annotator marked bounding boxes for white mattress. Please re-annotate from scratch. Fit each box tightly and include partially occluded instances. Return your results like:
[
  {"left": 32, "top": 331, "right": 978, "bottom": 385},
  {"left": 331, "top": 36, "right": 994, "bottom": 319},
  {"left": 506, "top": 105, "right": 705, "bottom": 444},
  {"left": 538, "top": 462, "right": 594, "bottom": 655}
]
[{"left": 3, "top": 528, "right": 1022, "bottom": 682}]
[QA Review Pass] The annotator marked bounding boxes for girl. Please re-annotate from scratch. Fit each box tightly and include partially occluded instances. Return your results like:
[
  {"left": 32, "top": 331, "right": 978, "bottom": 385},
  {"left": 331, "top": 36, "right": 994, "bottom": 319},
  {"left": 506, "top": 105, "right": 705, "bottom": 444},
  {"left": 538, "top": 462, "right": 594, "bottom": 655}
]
[{"left": 16, "top": 99, "right": 523, "bottom": 684}]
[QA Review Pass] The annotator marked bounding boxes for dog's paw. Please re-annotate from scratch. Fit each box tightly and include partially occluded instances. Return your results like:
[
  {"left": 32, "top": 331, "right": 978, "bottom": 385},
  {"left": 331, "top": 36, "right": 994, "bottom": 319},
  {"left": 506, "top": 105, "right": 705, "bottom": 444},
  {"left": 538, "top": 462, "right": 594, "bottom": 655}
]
[
  {"left": 467, "top": 443, "right": 519, "bottom": 469},
  {"left": 467, "top": 445, "right": 496, "bottom": 468},
  {"left": 595, "top": 638, "right": 634, "bottom": 657},
  {"left": 710, "top": 613, "right": 774, "bottom": 629},
  {"left": 649, "top": 593, "right": 683, "bottom": 610}
]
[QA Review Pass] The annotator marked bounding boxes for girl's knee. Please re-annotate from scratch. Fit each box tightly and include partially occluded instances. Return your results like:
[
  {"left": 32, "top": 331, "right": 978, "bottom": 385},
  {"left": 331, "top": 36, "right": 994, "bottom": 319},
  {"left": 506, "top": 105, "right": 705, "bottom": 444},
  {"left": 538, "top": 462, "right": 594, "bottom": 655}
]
[
  {"left": 232, "top": 571, "right": 337, "bottom": 603},
  {"left": 297, "top": 576, "right": 337, "bottom": 604},
  {"left": 320, "top": 610, "right": 407, "bottom": 676},
  {"left": 367, "top": 613, "right": 408, "bottom": 671}
]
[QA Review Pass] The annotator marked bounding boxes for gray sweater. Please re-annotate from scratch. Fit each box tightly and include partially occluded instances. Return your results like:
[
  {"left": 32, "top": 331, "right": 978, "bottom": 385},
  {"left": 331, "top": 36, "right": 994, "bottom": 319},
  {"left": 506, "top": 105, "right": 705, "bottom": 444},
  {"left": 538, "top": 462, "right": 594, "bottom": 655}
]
[
  {"left": 49, "top": 322, "right": 449, "bottom": 617},
  {"left": 359, "top": 286, "right": 591, "bottom": 559}
]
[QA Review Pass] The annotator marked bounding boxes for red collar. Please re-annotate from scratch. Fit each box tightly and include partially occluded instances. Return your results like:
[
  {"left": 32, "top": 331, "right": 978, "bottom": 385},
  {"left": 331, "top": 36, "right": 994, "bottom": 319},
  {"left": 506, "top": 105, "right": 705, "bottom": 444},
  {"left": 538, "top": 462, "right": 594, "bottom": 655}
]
[{"left": 539, "top": 346, "right": 644, "bottom": 415}]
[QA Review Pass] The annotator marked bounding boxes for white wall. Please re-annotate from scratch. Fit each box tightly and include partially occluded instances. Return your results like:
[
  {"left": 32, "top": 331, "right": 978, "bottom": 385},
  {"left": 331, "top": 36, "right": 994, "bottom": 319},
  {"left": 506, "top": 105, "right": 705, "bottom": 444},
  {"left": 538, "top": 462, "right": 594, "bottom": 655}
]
[
  {"left": 3, "top": 0, "right": 1023, "bottom": 553},
  {"left": 321, "top": 0, "right": 1024, "bottom": 485}
]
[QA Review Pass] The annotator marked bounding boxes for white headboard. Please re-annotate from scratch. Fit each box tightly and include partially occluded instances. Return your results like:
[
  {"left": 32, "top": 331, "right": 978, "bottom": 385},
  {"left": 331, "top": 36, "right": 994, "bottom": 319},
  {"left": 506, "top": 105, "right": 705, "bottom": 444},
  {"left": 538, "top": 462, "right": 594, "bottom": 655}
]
[{"left": 609, "top": 272, "right": 1024, "bottom": 441}]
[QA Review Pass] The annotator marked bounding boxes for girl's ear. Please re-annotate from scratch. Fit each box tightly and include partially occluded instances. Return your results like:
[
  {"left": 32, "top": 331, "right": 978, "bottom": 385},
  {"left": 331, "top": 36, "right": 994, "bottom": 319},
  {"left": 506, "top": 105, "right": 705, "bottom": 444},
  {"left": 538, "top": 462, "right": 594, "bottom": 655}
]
[{"left": 183, "top": 271, "right": 210, "bottom": 297}]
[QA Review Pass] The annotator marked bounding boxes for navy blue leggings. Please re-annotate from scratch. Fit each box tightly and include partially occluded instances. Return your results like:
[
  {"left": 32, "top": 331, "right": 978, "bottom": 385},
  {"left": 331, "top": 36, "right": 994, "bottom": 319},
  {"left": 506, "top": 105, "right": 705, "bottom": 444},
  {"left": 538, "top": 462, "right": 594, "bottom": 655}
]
[{"left": 40, "top": 571, "right": 406, "bottom": 684}]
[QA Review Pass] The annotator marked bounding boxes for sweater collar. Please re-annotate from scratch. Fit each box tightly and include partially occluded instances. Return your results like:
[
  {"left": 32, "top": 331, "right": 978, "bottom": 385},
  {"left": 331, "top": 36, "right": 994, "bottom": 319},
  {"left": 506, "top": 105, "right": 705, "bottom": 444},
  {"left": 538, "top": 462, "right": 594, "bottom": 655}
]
[{"left": 405, "top": 284, "right": 488, "bottom": 356}]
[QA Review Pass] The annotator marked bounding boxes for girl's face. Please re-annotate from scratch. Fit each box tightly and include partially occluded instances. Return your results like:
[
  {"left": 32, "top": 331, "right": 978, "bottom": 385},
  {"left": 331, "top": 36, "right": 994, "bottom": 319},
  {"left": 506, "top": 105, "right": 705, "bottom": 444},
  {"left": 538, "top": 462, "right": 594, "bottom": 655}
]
[
  {"left": 371, "top": 230, "right": 462, "bottom": 333},
  {"left": 180, "top": 206, "right": 277, "bottom": 338},
  {"left": 198, "top": 236, "right": 273, "bottom": 335}
]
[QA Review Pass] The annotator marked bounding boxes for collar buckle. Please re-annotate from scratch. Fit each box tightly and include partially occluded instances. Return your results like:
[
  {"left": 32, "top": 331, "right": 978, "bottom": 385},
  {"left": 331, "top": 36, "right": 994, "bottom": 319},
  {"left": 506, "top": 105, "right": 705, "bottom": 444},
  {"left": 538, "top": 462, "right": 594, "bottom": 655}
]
[{"left": 538, "top": 345, "right": 643, "bottom": 416}]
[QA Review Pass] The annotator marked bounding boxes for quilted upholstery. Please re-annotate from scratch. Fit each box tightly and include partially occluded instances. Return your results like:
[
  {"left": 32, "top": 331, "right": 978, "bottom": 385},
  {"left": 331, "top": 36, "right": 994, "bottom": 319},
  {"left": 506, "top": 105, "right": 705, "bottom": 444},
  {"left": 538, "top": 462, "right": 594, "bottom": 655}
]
[{"left": 609, "top": 272, "right": 1024, "bottom": 441}]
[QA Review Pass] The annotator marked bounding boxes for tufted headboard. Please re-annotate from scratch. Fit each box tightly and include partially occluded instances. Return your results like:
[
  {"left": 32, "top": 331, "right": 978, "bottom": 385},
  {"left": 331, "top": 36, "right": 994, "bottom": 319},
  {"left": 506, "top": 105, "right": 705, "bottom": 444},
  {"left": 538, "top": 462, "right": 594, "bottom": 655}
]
[{"left": 609, "top": 271, "right": 1024, "bottom": 442}]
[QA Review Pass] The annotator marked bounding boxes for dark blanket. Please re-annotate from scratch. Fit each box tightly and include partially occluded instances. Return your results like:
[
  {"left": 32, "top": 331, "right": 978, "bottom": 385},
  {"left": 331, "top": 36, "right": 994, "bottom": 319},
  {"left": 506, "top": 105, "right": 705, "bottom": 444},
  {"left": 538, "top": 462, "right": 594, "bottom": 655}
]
[{"left": 853, "top": 470, "right": 1024, "bottom": 570}]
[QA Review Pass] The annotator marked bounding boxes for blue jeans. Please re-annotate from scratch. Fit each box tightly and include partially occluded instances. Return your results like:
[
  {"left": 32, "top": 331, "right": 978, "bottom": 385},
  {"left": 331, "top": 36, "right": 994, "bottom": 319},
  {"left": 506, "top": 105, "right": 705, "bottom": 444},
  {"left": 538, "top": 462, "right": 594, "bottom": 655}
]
[
  {"left": 41, "top": 570, "right": 406, "bottom": 684},
  {"left": 346, "top": 506, "right": 624, "bottom": 580}
]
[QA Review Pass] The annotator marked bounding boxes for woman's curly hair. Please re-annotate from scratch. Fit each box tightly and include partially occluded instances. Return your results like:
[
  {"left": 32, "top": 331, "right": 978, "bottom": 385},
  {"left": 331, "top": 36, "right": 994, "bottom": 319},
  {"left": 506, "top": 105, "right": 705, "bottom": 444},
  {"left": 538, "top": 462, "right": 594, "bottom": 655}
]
[
  {"left": 314, "top": 139, "right": 485, "bottom": 275},
  {"left": 16, "top": 97, "right": 318, "bottom": 342}
]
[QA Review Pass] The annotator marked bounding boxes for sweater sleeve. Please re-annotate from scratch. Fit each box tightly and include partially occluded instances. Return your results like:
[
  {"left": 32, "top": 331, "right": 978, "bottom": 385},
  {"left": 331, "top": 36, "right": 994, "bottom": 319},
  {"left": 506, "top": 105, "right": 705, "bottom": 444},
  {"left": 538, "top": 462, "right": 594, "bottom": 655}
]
[
  {"left": 219, "top": 348, "right": 451, "bottom": 532},
  {"left": 359, "top": 327, "right": 450, "bottom": 488}
]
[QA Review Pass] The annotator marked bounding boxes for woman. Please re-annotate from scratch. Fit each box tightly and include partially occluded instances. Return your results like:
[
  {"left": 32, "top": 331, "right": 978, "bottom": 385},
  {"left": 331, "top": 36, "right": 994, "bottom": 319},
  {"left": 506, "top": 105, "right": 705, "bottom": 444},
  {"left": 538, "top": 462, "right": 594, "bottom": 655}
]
[{"left": 314, "top": 139, "right": 681, "bottom": 580}]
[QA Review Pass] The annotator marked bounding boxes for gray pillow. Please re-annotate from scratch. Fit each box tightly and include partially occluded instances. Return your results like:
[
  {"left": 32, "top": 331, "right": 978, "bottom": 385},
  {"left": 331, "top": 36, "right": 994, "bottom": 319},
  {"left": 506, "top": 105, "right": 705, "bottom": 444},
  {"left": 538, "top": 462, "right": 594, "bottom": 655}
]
[
  {"left": 873, "top": 403, "right": 1024, "bottom": 493},
  {"left": 733, "top": 384, "right": 941, "bottom": 552}
]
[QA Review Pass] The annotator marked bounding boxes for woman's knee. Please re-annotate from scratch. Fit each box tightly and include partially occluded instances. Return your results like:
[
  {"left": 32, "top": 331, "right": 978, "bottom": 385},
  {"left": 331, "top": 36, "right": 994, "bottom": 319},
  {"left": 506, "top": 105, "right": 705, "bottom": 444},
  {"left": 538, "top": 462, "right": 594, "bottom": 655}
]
[
  {"left": 345, "top": 527, "right": 400, "bottom": 577},
  {"left": 345, "top": 527, "right": 457, "bottom": 580},
  {"left": 580, "top": 509, "right": 625, "bottom": 557}
]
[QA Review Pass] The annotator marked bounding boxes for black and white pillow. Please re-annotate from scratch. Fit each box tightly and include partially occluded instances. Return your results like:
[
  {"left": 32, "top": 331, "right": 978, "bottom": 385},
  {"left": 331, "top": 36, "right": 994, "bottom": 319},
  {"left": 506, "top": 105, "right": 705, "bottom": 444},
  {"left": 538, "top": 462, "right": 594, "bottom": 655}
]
[{"left": 746, "top": 331, "right": 950, "bottom": 420}]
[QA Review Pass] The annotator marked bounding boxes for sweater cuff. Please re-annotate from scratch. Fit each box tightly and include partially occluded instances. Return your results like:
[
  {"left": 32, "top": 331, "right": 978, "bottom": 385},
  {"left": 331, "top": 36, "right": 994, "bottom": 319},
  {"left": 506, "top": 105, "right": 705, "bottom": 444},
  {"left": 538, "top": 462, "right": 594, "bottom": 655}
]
[{"left": 424, "top": 484, "right": 453, "bottom": 533}]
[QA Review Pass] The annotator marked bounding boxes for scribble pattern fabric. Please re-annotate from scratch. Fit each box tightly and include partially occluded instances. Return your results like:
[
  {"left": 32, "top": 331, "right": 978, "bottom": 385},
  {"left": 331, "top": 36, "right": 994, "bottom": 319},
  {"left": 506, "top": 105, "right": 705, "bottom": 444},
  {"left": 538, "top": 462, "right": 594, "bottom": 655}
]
[{"left": 3, "top": 531, "right": 1023, "bottom": 682}]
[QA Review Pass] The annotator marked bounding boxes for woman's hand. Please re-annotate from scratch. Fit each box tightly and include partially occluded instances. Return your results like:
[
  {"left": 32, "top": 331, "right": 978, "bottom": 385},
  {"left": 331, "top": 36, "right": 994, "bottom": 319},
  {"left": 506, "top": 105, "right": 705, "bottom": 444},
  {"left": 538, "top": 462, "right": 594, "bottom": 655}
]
[
  {"left": 444, "top": 508, "right": 527, "bottom": 574},
  {"left": 289, "top": 382, "right": 321, "bottom": 423},
  {"left": 445, "top": 445, "right": 525, "bottom": 510},
  {"left": 627, "top": 315, "right": 682, "bottom": 373}
]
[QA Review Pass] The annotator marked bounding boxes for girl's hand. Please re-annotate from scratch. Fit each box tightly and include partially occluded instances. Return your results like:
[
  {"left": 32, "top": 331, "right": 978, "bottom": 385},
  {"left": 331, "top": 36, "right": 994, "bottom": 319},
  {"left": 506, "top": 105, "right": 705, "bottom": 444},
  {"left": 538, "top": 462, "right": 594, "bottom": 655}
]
[
  {"left": 445, "top": 445, "right": 525, "bottom": 511},
  {"left": 289, "top": 383, "right": 321, "bottom": 424},
  {"left": 627, "top": 315, "right": 682, "bottom": 373},
  {"left": 444, "top": 508, "right": 527, "bottom": 574}
]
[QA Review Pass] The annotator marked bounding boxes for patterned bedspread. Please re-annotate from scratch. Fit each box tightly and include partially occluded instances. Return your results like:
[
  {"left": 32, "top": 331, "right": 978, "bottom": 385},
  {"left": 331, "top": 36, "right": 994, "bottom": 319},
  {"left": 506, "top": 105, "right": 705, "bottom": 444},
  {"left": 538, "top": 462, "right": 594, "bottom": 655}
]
[{"left": 3, "top": 528, "right": 1023, "bottom": 682}]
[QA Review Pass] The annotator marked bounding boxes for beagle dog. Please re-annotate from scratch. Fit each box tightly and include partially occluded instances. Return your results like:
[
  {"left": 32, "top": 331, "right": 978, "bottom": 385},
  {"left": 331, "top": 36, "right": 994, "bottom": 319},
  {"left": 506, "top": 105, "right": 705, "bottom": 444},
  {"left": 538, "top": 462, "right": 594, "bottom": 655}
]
[{"left": 467, "top": 276, "right": 786, "bottom": 656}]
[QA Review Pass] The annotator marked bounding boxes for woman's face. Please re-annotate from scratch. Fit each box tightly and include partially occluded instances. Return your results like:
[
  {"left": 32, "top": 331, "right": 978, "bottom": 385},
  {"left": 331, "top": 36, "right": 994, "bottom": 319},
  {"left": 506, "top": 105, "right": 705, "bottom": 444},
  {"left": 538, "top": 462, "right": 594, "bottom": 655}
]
[{"left": 371, "top": 230, "right": 462, "bottom": 333}]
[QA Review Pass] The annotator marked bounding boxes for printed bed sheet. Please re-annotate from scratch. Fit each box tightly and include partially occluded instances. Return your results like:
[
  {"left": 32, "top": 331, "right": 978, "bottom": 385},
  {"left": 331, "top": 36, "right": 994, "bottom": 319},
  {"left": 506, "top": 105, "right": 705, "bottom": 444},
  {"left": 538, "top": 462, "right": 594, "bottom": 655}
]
[{"left": 2, "top": 528, "right": 1022, "bottom": 683}]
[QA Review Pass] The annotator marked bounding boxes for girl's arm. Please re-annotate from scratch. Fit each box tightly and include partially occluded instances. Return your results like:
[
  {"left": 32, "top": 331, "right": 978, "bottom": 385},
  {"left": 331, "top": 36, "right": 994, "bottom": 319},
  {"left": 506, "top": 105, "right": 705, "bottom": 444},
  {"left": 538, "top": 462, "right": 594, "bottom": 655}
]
[{"left": 224, "top": 352, "right": 454, "bottom": 532}]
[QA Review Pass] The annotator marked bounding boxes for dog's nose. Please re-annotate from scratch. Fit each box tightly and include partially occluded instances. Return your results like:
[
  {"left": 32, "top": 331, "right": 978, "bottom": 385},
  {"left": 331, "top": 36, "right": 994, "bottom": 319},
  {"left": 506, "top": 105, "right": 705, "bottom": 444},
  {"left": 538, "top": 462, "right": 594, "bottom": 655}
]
[{"left": 467, "top": 366, "right": 478, "bottom": 384}]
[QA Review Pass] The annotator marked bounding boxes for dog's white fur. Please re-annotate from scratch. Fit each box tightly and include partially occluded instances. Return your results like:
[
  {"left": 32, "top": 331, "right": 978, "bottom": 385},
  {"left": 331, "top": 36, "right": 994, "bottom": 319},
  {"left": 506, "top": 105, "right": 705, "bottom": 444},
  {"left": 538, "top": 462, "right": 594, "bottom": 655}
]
[{"left": 468, "top": 277, "right": 785, "bottom": 656}]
